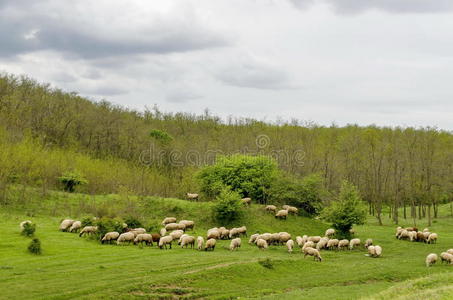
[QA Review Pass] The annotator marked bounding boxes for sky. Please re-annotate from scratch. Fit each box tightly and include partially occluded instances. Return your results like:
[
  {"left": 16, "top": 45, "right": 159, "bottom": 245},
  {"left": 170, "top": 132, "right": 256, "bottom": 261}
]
[{"left": 1, "top": 0, "right": 452, "bottom": 129}]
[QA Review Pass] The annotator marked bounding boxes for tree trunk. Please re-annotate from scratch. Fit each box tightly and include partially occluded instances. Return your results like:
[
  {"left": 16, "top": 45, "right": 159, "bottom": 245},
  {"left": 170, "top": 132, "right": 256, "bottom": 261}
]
[
  {"left": 427, "top": 204, "right": 432, "bottom": 226},
  {"left": 403, "top": 203, "right": 407, "bottom": 219}
]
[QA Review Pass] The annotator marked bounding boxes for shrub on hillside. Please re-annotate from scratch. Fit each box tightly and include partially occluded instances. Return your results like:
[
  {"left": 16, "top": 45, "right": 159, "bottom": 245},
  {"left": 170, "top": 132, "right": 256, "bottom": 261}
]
[
  {"left": 58, "top": 171, "right": 88, "bottom": 193},
  {"left": 123, "top": 216, "right": 143, "bottom": 229},
  {"left": 81, "top": 217, "right": 95, "bottom": 227},
  {"left": 321, "top": 180, "right": 367, "bottom": 238},
  {"left": 95, "top": 218, "right": 125, "bottom": 239},
  {"left": 28, "top": 238, "right": 41, "bottom": 255},
  {"left": 21, "top": 222, "right": 36, "bottom": 237},
  {"left": 212, "top": 187, "right": 243, "bottom": 224}
]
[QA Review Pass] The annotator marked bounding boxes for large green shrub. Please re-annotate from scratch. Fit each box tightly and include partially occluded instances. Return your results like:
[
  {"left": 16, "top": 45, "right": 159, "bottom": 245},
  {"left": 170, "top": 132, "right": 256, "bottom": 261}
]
[
  {"left": 212, "top": 187, "right": 243, "bottom": 224},
  {"left": 321, "top": 180, "right": 367, "bottom": 238},
  {"left": 21, "top": 222, "right": 36, "bottom": 237},
  {"left": 28, "top": 238, "right": 41, "bottom": 255},
  {"left": 197, "top": 155, "right": 278, "bottom": 203},
  {"left": 58, "top": 171, "right": 88, "bottom": 193},
  {"left": 95, "top": 218, "right": 125, "bottom": 240}
]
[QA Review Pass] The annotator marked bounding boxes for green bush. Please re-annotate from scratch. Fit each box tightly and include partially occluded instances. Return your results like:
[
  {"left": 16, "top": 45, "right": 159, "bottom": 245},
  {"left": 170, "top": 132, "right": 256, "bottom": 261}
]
[
  {"left": 197, "top": 154, "right": 278, "bottom": 203},
  {"left": 212, "top": 187, "right": 243, "bottom": 225},
  {"left": 81, "top": 217, "right": 95, "bottom": 227},
  {"left": 28, "top": 238, "right": 41, "bottom": 255},
  {"left": 321, "top": 180, "right": 367, "bottom": 238},
  {"left": 95, "top": 218, "right": 125, "bottom": 240},
  {"left": 21, "top": 222, "right": 36, "bottom": 237},
  {"left": 58, "top": 171, "right": 88, "bottom": 193},
  {"left": 258, "top": 258, "right": 274, "bottom": 269},
  {"left": 123, "top": 216, "right": 143, "bottom": 229}
]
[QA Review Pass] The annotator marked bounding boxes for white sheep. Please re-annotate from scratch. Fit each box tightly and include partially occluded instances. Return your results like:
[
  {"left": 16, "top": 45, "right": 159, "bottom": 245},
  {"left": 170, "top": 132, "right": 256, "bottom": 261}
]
[
  {"left": 282, "top": 205, "right": 290, "bottom": 210},
  {"left": 287, "top": 206, "right": 298, "bottom": 214},
  {"left": 69, "top": 221, "right": 82, "bottom": 233},
  {"left": 256, "top": 233, "right": 272, "bottom": 243},
  {"left": 426, "top": 253, "right": 438, "bottom": 267},
  {"left": 219, "top": 228, "right": 230, "bottom": 240},
  {"left": 398, "top": 229, "right": 409, "bottom": 240},
  {"left": 408, "top": 231, "right": 417, "bottom": 242},
  {"left": 170, "top": 230, "right": 184, "bottom": 240},
  {"left": 447, "top": 249, "right": 453, "bottom": 255},
  {"left": 279, "top": 232, "right": 291, "bottom": 245},
  {"left": 275, "top": 210, "right": 288, "bottom": 220},
  {"left": 423, "top": 228, "right": 430, "bottom": 233},
  {"left": 229, "top": 228, "right": 240, "bottom": 239},
  {"left": 265, "top": 205, "right": 277, "bottom": 212},
  {"left": 241, "top": 198, "right": 251, "bottom": 206},
  {"left": 230, "top": 238, "right": 241, "bottom": 251},
  {"left": 364, "top": 238, "right": 373, "bottom": 248},
  {"left": 338, "top": 239, "right": 349, "bottom": 250},
  {"left": 180, "top": 235, "right": 195, "bottom": 248},
  {"left": 302, "top": 241, "right": 315, "bottom": 250},
  {"left": 197, "top": 236, "right": 204, "bottom": 250},
  {"left": 187, "top": 193, "right": 199, "bottom": 200},
  {"left": 367, "top": 245, "right": 382, "bottom": 258},
  {"left": 269, "top": 233, "right": 280, "bottom": 245},
  {"left": 316, "top": 238, "right": 328, "bottom": 251},
  {"left": 427, "top": 233, "right": 438, "bottom": 244},
  {"left": 205, "top": 238, "right": 216, "bottom": 251},
  {"left": 249, "top": 233, "right": 260, "bottom": 244},
  {"left": 79, "top": 226, "right": 98, "bottom": 237},
  {"left": 440, "top": 252, "right": 453, "bottom": 264},
  {"left": 296, "top": 236, "right": 304, "bottom": 248},
  {"left": 165, "top": 223, "right": 185, "bottom": 231},
  {"left": 161, "top": 217, "right": 177, "bottom": 225},
  {"left": 303, "top": 247, "right": 322, "bottom": 261},
  {"left": 159, "top": 235, "right": 173, "bottom": 249},
  {"left": 238, "top": 226, "right": 247, "bottom": 237},
  {"left": 178, "top": 234, "right": 189, "bottom": 245},
  {"left": 102, "top": 232, "right": 120, "bottom": 244},
  {"left": 308, "top": 236, "right": 321, "bottom": 243},
  {"left": 325, "top": 228, "right": 335, "bottom": 237},
  {"left": 130, "top": 228, "right": 147, "bottom": 237},
  {"left": 327, "top": 239, "right": 339, "bottom": 250},
  {"left": 160, "top": 228, "right": 167, "bottom": 237},
  {"left": 117, "top": 232, "right": 135, "bottom": 245},
  {"left": 134, "top": 234, "right": 154, "bottom": 246},
  {"left": 179, "top": 220, "right": 195, "bottom": 231},
  {"left": 59, "top": 219, "right": 74, "bottom": 231},
  {"left": 256, "top": 238, "right": 268, "bottom": 250},
  {"left": 207, "top": 228, "right": 220, "bottom": 240},
  {"left": 286, "top": 240, "right": 294, "bottom": 253},
  {"left": 349, "top": 238, "right": 361, "bottom": 250},
  {"left": 19, "top": 220, "right": 32, "bottom": 230}
]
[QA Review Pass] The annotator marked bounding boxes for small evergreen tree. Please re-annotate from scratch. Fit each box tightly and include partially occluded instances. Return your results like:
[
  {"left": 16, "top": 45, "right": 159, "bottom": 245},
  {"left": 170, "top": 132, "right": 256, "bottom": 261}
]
[
  {"left": 212, "top": 187, "right": 243, "bottom": 224},
  {"left": 28, "top": 238, "right": 42, "bottom": 255}
]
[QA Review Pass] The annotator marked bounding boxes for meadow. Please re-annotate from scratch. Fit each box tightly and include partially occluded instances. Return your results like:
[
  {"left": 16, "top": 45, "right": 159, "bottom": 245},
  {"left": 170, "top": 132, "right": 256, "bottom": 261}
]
[{"left": 1, "top": 190, "right": 452, "bottom": 300}]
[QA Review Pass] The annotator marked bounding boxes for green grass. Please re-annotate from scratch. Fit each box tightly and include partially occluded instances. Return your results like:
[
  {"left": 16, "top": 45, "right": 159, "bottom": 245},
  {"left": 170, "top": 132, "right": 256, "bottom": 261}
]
[{"left": 1, "top": 191, "right": 453, "bottom": 299}]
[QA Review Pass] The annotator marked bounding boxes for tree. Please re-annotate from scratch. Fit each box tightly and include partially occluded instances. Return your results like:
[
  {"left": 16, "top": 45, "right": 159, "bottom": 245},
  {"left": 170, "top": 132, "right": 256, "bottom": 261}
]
[
  {"left": 58, "top": 171, "right": 88, "bottom": 193},
  {"left": 322, "top": 180, "right": 367, "bottom": 238},
  {"left": 212, "top": 187, "right": 243, "bottom": 224}
]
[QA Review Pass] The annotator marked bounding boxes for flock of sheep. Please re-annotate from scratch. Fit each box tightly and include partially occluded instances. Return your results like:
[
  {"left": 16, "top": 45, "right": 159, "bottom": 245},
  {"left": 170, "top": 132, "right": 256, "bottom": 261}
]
[
  {"left": 265, "top": 204, "right": 298, "bottom": 219},
  {"left": 396, "top": 226, "right": 438, "bottom": 244}
]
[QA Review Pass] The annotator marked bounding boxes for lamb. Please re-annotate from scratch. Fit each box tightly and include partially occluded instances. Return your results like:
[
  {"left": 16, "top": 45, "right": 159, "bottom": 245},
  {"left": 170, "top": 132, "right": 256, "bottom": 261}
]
[
  {"left": 286, "top": 239, "right": 294, "bottom": 253},
  {"left": 230, "top": 238, "right": 241, "bottom": 251},
  {"left": 256, "top": 238, "right": 268, "bottom": 250},
  {"left": 349, "top": 238, "right": 361, "bottom": 250},
  {"left": 179, "top": 220, "right": 195, "bottom": 231},
  {"left": 117, "top": 232, "right": 135, "bottom": 245},
  {"left": 59, "top": 219, "right": 74, "bottom": 231},
  {"left": 308, "top": 236, "right": 321, "bottom": 243},
  {"left": 101, "top": 232, "right": 120, "bottom": 244},
  {"left": 165, "top": 223, "right": 185, "bottom": 231},
  {"left": 275, "top": 210, "right": 288, "bottom": 220},
  {"left": 265, "top": 205, "right": 277, "bottom": 213},
  {"left": 187, "top": 193, "right": 199, "bottom": 200},
  {"left": 161, "top": 217, "right": 177, "bottom": 225},
  {"left": 79, "top": 226, "right": 97, "bottom": 237},
  {"left": 205, "top": 238, "right": 216, "bottom": 251},
  {"left": 160, "top": 228, "right": 167, "bottom": 237},
  {"left": 325, "top": 228, "right": 335, "bottom": 237},
  {"left": 170, "top": 230, "right": 184, "bottom": 240},
  {"left": 159, "top": 235, "right": 173, "bottom": 249},
  {"left": 134, "top": 234, "right": 154, "bottom": 246},
  {"left": 197, "top": 236, "right": 204, "bottom": 250},
  {"left": 427, "top": 233, "right": 438, "bottom": 244},
  {"left": 327, "top": 239, "right": 339, "bottom": 250},
  {"left": 316, "top": 238, "right": 328, "bottom": 251},
  {"left": 69, "top": 221, "right": 82, "bottom": 233},
  {"left": 180, "top": 235, "right": 195, "bottom": 248},
  {"left": 426, "top": 253, "right": 438, "bottom": 267},
  {"left": 19, "top": 220, "right": 32, "bottom": 230},
  {"left": 241, "top": 197, "right": 251, "bottom": 206},
  {"left": 338, "top": 239, "right": 349, "bottom": 250},
  {"left": 287, "top": 206, "right": 298, "bottom": 214},
  {"left": 249, "top": 233, "right": 260, "bottom": 244},
  {"left": 364, "top": 238, "right": 373, "bottom": 249},
  {"left": 303, "top": 247, "right": 322, "bottom": 261},
  {"left": 207, "top": 228, "right": 221, "bottom": 240},
  {"left": 440, "top": 252, "right": 453, "bottom": 264}
]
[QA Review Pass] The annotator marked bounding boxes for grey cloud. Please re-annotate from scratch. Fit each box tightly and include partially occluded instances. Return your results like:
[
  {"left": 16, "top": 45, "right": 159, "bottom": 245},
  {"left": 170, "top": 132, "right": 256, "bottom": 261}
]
[{"left": 81, "top": 85, "right": 129, "bottom": 96}]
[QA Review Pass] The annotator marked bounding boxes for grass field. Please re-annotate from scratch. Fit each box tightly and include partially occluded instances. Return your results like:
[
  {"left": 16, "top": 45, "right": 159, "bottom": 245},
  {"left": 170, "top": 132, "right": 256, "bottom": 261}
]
[{"left": 1, "top": 190, "right": 453, "bottom": 299}]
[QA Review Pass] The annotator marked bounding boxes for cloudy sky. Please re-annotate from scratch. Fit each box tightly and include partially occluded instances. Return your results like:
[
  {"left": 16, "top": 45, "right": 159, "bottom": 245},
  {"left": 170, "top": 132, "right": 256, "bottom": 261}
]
[{"left": 1, "top": 0, "right": 453, "bottom": 129}]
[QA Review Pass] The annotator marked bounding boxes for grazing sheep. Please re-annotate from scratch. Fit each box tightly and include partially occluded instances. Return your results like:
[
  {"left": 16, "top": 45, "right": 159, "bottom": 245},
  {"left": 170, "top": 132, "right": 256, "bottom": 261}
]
[
  {"left": 440, "top": 252, "right": 453, "bottom": 264},
  {"left": 130, "top": 228, "right": 147, "bottom": 237},
  {"left": 159, "top": 235, "right": 173, "bottom": 249},
  {"left": 364, "top": 238, "right": 373, "bottom": 249},
  {"left": 349, "top": 238, "right": 361, "bottom": 250},
  {"left": 256, "top": 233, "right": 272, "bottom": 243},
  {"left": 238, "top": 226, "right": 247, "bottom": 237},
  {"left": 422, "top": 231, "right": 431, "bottom": 242},
  {"left": 447, "top": 249, "right": 453, "bottom": 255},
  {"left": 296, "top": 236, "right": 304, "bottom": 248},
  {"left": 279, "top": 232, "right": 291, "bottom": 245},
  {"left": 69, "top": 221, "right": 82, "bottom": 233},
  {"left": 302, "top": 241, "right": 315, "bottom": 250},
  {"left": 372, "top": 245, "right": 382, "bottom": 257},
  {"left": 170, "top": 230, "right": 184, "bottom": 240},
  {"left": 151, "top": 233, "right": 161, "bottom": 243},
  {"left": 327, "top": 239, "right": 339, "bottom": 250},
  {"left": 416, "top": 232, "right": 425, "bottom": 242},
  {"left": 117, "top": 232, "right": 135, "bottom": 245},
  {"left": 275, "top": 210, "right": 288, "bottom": 220},
  {"left": 165, "top": 223, "right": 185, "bottom": 232},
  {"left": 134, "top": 234, "right": 154, "bottom": 246},
  {"left": 161, "top": 217, "right": 177, "bottom": 226},
  {"left": 303, "top": 247, "right": 322, "bottom": 261},
  {"left": 398, "top": 229, "right": 409, "bottom": 240},
  {"left": 179, "top": 220, "right": 195, "bottom": 231},
  {"left": 405, "top": 227, "right": 418, "bottom": 232},
  {"left": 423, "top": 228, "right": 430, "bottom": 233},
  {"left": 426, "top": 253, "right": 438, "bottom": 267},
  {"left": 325, "top": 228, "right": 335, "bottom": 238},
  {"left": 205, "top": 238, "right": 216, "bottom": 251},
  {"left": 20, "top": 220, "right": 32, "bottom": 230},
  {"left": 241, "top": 198, "right": 251, "bottom": 206},
  {"left": 269, "top": 233, "right": 280, "bottom": 245},
  {"left": 287, "top": 206, "right": 298, "bottom": 214},
  {"left": 256, "top": 238, "right": 268, "bottom": 250},
  {"left": 160, "top": 228, "right": 167, "bottom": 237},
  {"left": 249, "top": 233, "right": 259, "bottom": 244},
  {"left": 286, "top": 240, "right": 294, "bottom": 253},
  {"left": 102, "top": 232, "right": 120, "bottom": 244},
  {"left": 408, "top": 231, "right": 417, "bottom": 242},
  {"left": 338, "top": 239, "right": 349, "bottom": 250},
  {"left": 229, "top": 228, "right": 240, "bottom": 239},
  {"left": 230, "top": 238, "right": 241, "bottom": 251},
  {"left": 180, "top": 235, "right": 196, "bottom": 249},
  {"left": 187, "top": 193, "right": 199, "bottom": 200},
  {"left": 219, "top": 228, "right": 230, "bottom": 240},
  {"left": 178, "top": 234, "right": 189, "bottom": 245},
  {"left": 59, "top": 219, "right": 74, "bottom": 231},
  {"left": 316, "top": 238, "right": 328, "bottom": 251},
  {"left": 197, "top": 236, "right": 204, "bottom": 250},
  {"left": 282, "top": 205, "right": 290, "bottom": 210},
  {"left": 79, "top": 226, "right": 98, "bottom": 237},
  {"left": 265, "top": 205, "right": 277, "bottom": 213},
  {"left": 308, "top": 236, "right": 321, "bottom": 243},
  {"left": 207, "top": 229, "right": 221, "bottom": 240},
  {"left": 367, "top": 246, "right": 375, "bottom": 257},
  {"left": 427, "top": 233, "right": 438, "bottom": 244}
]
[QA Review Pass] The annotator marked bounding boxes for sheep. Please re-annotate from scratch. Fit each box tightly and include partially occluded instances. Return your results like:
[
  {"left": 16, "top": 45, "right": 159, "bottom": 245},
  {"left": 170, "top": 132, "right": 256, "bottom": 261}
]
[
  {"left": 349, "top": 229, "right": 356, "bottom": 235},
  {"left": 178, "top": 234, "right": 189, "bottom": 245},
  {"left": 230, "top": 238, "right": 241, "bottom": 251},
  {"left": 423, "top": 228, "right": 430, "bottom": 232},
  {"left": 325, "top": 228, "right": 335, "bottom": 238},
  {"left": 19, "top": 220, "right": 32, "bottom": 230},
  {"left": 79, "top": 226, "right": 97, "bottom": 237},
  {"left": 338, "top": 239, "right": 349, "bottom": 250},
  {"left": 374, "top": 245, "right": 382, "bottom": 257},
  {"left": 440, "top": 252, "right": 453, "bottom": 264},
  {"left": 170, "top": 230, "right": 184, "bottom": 240},
  {"left": 364, "top": 238, "right": 373, "bottom": 249},
  {"left": 179, "top": 220, "right": 195, "bottom": 231},
  {"left": 427, "top": 233, "right": 438, "bottom": 244},
  {"left": 303, "top": 247, "right": 322, "bottom": 262},
  {"left": 282, "top": 205, "right": 290, "bottom": 210},
  {"left": 308, "top": 236, "right": 321, "bottom": 243},
  {"left": 408, "top": 231, "right": 417, "bottom": 242},
  {"left": 405, "top": 227, "right": 418, "bottom": 232},
  {"left": 349, "top": 238, "right": 361, "bottom": 250},
  {"left": 219, "top": 227, "right": 230, "bottom": 240},
  {"left": 237, "top": 226, "right": 247, "bottom": 237},
  {"left": 161, "top": 217, "right": 177, "bottom": 226},
  {"left": 265, "top": 205, "right": 277, "bottom": 213},
  {"left": 207, "top": 228, "right": 221, "bottom": 240},
  {"left": 296, "top": 236, "right": 304, "bottom": 248},
  {"left": 256, "top": 238, "right": 268, "bottom": 250},
  {"left": 422, "top": 231, "right": 431, "bottom": 242},
  {"left": 160, "top": 228, "right": 167, "bottom": 237},
  {"left": 269, "top": 233, "right": 280, "bottom": 245},
  {"left": 286, "top": 240, "right": 294, "bottom": 253},
  {"left": 101, "top": 232, "right": 120, "bottom": 244},
  {"left": 275, "top": 210, "right": 288, "bottom": 220},
  {"left": 395, "top": 227, "right": 404, "bottom": 239},
  {"left": 180, "top": 235, "right": 195, "bottom": 249},
  {"left": 302, "top": 241, "right": 315, "bottom": 250},
  {"left": 367, "top": 246, "right": 375, "bottom": 257},
  {"left": 241, "top": 197, "right": 251, "bottom": 206},
  {"left": 197, "top": 236, "right": 204, "bottom": 250},
  {"left": 205, "top": 238, "right": 216, "bottom": 251},
  {"left": 287, "top": 206, "right": 298, "bottom": 214},
  {"left": 69, "top": 221, "right": 82, "bottom": 233},
  {"left": 278, "top": 232, "right": 291, "bottom": 245},
  {"left": 426, "top": 253, "right": 438, "bottom": 267},
  {"left": 447, "top": 249, "right": 453, "bottom": 255},
  {"left": 134, "top": 234, "right": 154, "bottom": 246},
  {"left": 59, "top": 219, "right": 74, "bottom": 231},
  {"left": 187, "top": 193, "right": 199, "bottom": 200},
  {"left": 256, "top": 233, "right": 272, "bottom": 243},
  {"left": 117, "top": 232, "right": 135, "bottom": 245},
  {"left": 159, "top": 235, "right": 173, "bottom": 249},
  {"left": 316, "top": 238, "right": 328, "bottom": 251},
  {"left": 130, "top": 228, "right": 147, "bottom": 237},
  {"left": 249, "top": 233, "right": 259, "bottom": 244},
  {"left": 165, "top": 223, "right": 185, "bottom": 232},
  {"left": 327, "top": 239, "right": 339, "bottom": 250},
  {"left": 416, "top": 232, "right": 425, "bottom": 242},
  {"left": 398, "top": 229, "right": 409, "bottom": 240},
  {"left": 229, "top": 228, "right": 240, "bottom": 239}
]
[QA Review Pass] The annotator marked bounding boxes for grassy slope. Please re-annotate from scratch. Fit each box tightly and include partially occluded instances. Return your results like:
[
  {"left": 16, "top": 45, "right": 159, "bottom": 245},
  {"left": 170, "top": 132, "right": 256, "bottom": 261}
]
[{"left": 1, "top": 191, "right": 453, "bottom": 300}]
